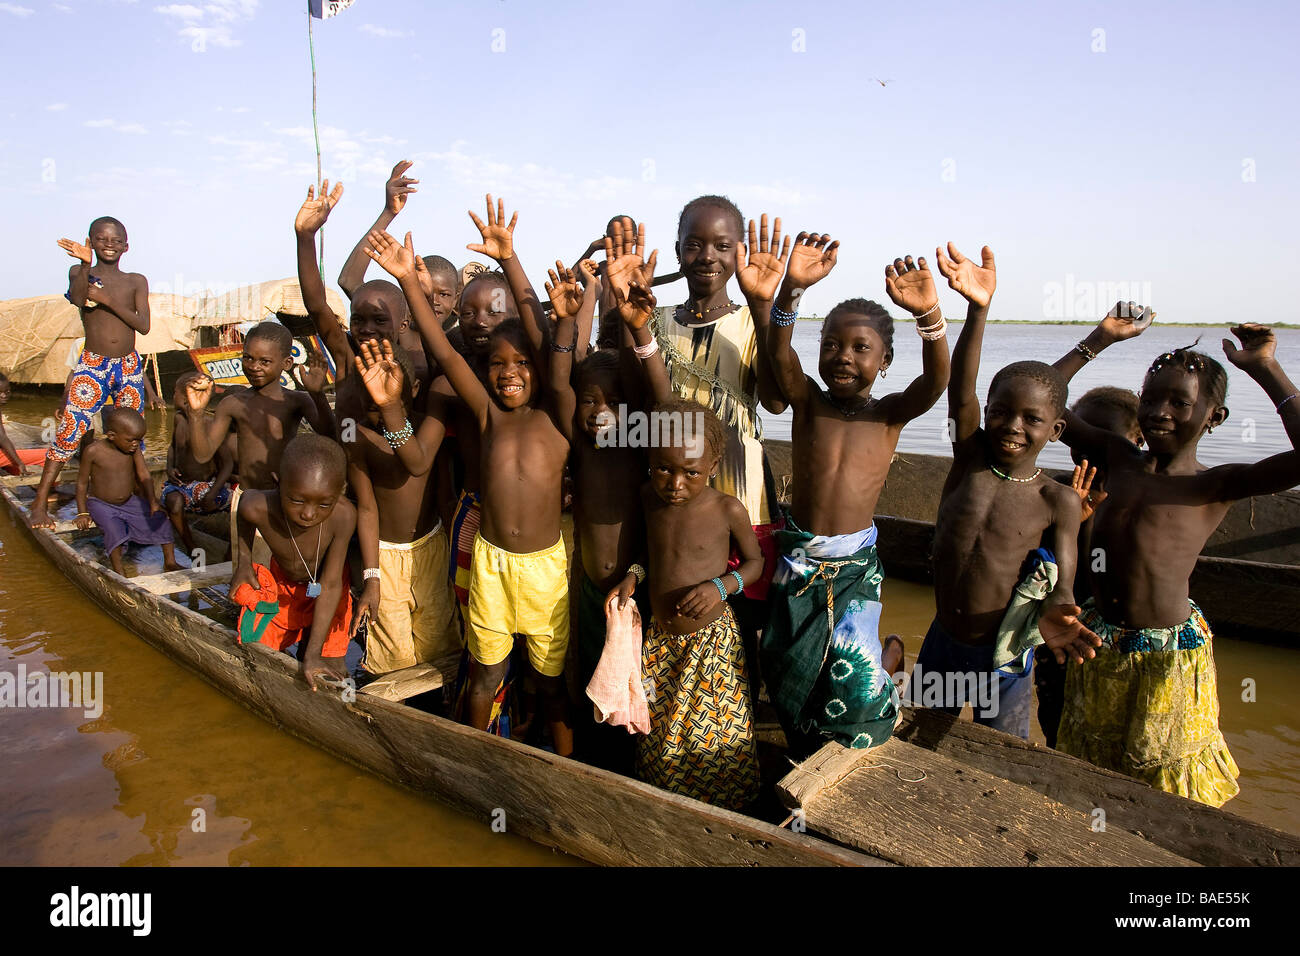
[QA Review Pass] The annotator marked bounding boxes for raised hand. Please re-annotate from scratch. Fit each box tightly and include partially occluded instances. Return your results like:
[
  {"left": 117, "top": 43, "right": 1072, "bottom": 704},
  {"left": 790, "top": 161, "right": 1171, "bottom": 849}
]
[
  {"left": 1070, "top": 460, "right": 1107, "bottom": 521},
  {"left": 57, "top": 237, "right": 92, "bottom": 264},
  {"left": 1222, "top": 323, "right": 1277, "bottom": 374},
  {"left": 364, "top": 229, "right": 415, "bottom": 281},
  {"left": 612, "top": 277, "right": 658, "bottom": 331},
  {"left": 294, "top": 180, "right": 344, "bottom": 236},
  {"left": 1039, "top": 604, "right": 1102, "bottom": 665},
  {"left": 735, "top": 215, "right": 792, "bottom": 302},
  {"left": 885, "top": 254, "right": 939, "bottom": 318},
  {"left": 385, "top": 160, "right": 418, "bottom": 217},
  {"left": 545, "top": 261, "right": 587, "bottom": 321},
  {"left": 602, "top": 217, "right": 658, "bottom": 305},
  {"left": 404, "top": 232, "right": 433, "bottom": 300},
  {"left": 466, "top": 194, "right": 518, "bottom": 262},
  {"left": 354, "top": 338, "right": 407, "bottom": 408},
  {"left": 782, "top": 231, "right": 838, "bottom": 303},
  {"left": 934, "top": 242, "right": 996, "bottom": 307},
  {"left": 184, "top": 375, "right": 215, "bottom": 413},
  {"left": 1098, "top": 301, "right": 1155, "bottom": 344},
  {"left": 295, "top": 351, "right": 328, "bottom": 393}
]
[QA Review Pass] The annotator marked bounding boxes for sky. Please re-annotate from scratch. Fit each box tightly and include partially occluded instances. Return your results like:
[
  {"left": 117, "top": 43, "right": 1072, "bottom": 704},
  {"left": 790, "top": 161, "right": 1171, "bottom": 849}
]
[{"left": 1, "top": 0, "right": 1298, "bottom": 325}]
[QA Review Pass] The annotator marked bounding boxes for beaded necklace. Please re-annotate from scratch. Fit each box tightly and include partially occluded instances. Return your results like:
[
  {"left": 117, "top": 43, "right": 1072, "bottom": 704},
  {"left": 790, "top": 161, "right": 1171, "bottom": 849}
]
[
  {"left": 679, "top": 300, "right": 736, "bottom": 323},
  {"left": 988, "top": 462, "right": 1041, "bottom": 483}
]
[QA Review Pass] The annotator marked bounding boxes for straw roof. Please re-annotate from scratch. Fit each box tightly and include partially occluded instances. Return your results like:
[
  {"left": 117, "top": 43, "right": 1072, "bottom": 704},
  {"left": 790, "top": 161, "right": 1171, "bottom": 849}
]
[{"left": 0, "top": 278, "right": 348, "bottom": 384}]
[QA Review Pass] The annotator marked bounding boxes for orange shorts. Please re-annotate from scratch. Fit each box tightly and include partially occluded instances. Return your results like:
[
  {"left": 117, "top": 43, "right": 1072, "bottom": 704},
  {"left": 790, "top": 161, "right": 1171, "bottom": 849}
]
[{"left": 232, "top": 559, "right": 353, "bottom": 658}]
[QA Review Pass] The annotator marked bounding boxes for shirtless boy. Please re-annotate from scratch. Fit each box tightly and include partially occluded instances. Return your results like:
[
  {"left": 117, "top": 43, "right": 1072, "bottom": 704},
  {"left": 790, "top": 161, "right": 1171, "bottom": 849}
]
[
  {"left": 760, "top": 232, "right": 951, "bottom": 755},
  {"left": 31, "top": 217, "right": 150, "bottom": 529},
  {"left": 75, "top": 408, "right": 176, "bottom": 576},
  {"left": 231, "top": 434, "right": 357, "bottom": 691},
  {"left": 367, "top": 225, "right": 576, "bottom": 756},
  {"left": 345, "top": 339, "right": 460, "bottom": 676},
  {"left": 180, "top": 321, "right": 334, "bottom": 560},
  {"left": 910, "top": 243, "right": 1099, "bottom": 739},
  {"left": 607, "top": 399, "right": 764, "bottom": 809},
  {"left": 162, "top": 371, "right": 236, "bottom": 554}
]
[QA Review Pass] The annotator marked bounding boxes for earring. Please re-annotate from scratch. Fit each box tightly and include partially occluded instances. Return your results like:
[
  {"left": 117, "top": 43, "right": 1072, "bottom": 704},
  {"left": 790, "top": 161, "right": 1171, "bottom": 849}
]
[
  {"left": 880, "top": 368, "right": 888, "bottom": 378},
  {"left": 1207, "top": 426, "right": 1214, "bottom": 434}
]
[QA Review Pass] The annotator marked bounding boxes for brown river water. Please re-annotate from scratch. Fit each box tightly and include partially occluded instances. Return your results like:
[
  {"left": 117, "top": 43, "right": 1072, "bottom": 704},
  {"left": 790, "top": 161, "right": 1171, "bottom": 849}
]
[{"left": 1, "top": 395, "right": 1297, "bottom": 865}]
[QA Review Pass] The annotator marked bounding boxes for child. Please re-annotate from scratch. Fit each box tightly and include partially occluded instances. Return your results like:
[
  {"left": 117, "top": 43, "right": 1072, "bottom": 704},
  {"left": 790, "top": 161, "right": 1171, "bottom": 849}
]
[
  {"left": 1050, "top": 316, "right": 1300, "bottom": 805},
  {"left": 366, "top": 225, "right": 576, "bottom": 756},
  {"left": 0, "top": 373, "right": 46, "bottom": 475},
  {"left": 74, "top": 408, "right": 177, "bottom": 575},
  {"left": 760, "top": 233, "right": 951, "bottom": 756},
  {"left": 346, "top": 339, "right": 460, "bottom": 676},
  {"left": 910, "top": 243, "right": 1099, "bottom": 740},
  {"left": 162, "top": 371, "right": 236, "bottom": 555},
  {"left": 230, "top": 433, "right": 357, "bottom": 691},
  {"left": 31, "top": 217, "right": 150, "bottom": 529},
  {"left": 1035, "top": 384, "right": 1142, "bottom": 746},
  {"left": 606, "top": 399, "right": 765, "bottom": 810},
  {"left": 180, "top": 321, "right": 334, "bottom": 563}
]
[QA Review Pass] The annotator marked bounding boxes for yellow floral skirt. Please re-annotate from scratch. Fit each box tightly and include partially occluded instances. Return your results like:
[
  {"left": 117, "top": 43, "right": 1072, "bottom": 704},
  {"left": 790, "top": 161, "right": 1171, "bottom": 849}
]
[{"left": 1057, "top": 601, "right": 1240, "bottom": 807}]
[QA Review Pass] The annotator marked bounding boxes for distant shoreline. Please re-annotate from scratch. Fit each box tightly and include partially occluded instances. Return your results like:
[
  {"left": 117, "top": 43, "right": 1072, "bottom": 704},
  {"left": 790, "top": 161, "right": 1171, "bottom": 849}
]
[{"left": 795, "top": 317, "right": 1300, "bottom": 329}]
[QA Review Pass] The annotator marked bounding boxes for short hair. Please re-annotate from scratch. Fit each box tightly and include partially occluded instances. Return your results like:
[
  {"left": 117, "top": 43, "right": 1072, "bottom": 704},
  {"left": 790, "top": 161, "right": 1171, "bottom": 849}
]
[
  {"left": 280, "top": 433, "right": 347, "bottom": 488},
  {"left": 487, "top": 316, "right": 530, "bottom": 355},
  {"left": 243, "top": 321, "right": 293, "bottom": 357},
  {"left": 421, "top": 255, "right": 459, "bottom": 285},
  {"left": 1073, "top": 386, "right": 1140, "bottom": 434},
  {"left": 577, "top": 348, "right": 621, "bottom": 385},
  {"left": 988, "top": 361, "right": 1068, "bottom": 415},
  {"left": 606, "top": 214, "right": 635, "bottom": 234},
  {"left": 1145, "top": 343, "right": 1228, "bottom": 408},
  {"left": 88, "top": 216, "right": 127, "bottom": 238},
  {"left": 353, "top": 278, "right": 408, "bottom": 320},
  {"left": 824, "top": 298, "right": 896, "bottom": 366},
  {"left": 653, "top": 397, "right": 725, "bottom": 460},
  {"left": 677, "top": 195, "right": 744, "bottom": 239},
  {"left": 103, "top": 406, "right": 145, "bottom": 436}
]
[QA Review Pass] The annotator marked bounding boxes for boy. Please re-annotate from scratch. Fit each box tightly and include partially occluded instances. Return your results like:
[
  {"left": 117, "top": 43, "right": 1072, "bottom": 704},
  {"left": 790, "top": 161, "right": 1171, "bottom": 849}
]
[
  {"left": 606, "top": 399, "right": 765, "bottom": 809},
  {"left": 910, "top": 243, "right": 1099, "bottom": 739},
  {"left": 162, "top": 371, "right": 236, "bottom": 555},
  {"left": 180, "top": 321, "right": 334, "bottom": 563},
  {"left": 366, "top": 224, "right": 576, "bottom": 755},
  {"left": 230, "top": 433, "right": 356, "bottom": 691},
  {"left": 347, "top": 338, "right": 460, "bottom": 676},
  {"left": 31, "top": 217, "right": 150, "bottom": 529},
  {"left": 74, "top": 408, "right": 177, "bottom": 576},
  {"left": 1050, "top": 315, "right": 1300, "bottom": 804},
  {"left": 759, "top": 234, "right": 951, "bottom": 756}
]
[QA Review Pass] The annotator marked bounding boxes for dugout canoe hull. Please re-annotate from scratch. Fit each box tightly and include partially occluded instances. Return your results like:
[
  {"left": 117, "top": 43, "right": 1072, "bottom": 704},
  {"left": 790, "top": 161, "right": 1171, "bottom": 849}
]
[{"left": 0, "top": 475, "right": 875, "bottom": 868}]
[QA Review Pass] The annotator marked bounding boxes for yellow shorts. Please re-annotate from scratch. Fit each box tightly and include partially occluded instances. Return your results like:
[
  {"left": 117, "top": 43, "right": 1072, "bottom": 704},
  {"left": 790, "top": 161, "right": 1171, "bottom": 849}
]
[
  {"left": 467, "top": 533, "right": 569, "bottom": 677},
  {"left": 365, "top": 523, "right": 462, "bottom": 675},
  {"left": 229, "top": 485, "right": 272, "bottom": 567}
]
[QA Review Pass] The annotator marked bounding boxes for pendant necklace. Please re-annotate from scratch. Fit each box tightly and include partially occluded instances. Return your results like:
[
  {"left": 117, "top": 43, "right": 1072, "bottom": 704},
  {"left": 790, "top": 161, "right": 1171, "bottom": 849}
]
[
  {"left": 825, "top": 390, "right": 875, "bottom": 418},
  {"left": 284, "top": 515, "right": 325, "bottom": 597},
  {"left": 680, "top": 300, "right": 735, "bottom": 323},
  {"left": 988, "top": 462, "right": 1041, "bottom": 483}
]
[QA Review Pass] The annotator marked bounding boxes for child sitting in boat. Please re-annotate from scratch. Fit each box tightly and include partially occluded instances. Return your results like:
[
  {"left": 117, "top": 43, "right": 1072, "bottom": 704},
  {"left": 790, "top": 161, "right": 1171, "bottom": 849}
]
[
  {"left": 1035, "top": 382, "right": 1143, "bottom": 746},
  {"left": 181, "top": 321, "right": 335, "bottom": 567},
  {"left": 345, "top": 339, "right": 460, "bottom": 678},
  {"left": 606, "top": 399, "right": 765, "bottom": 809},
  {"left": 366, "top": 220, "right": 577, "bottom": 756},
  {"left": 162, "top": 371, "right": 236, "bottom": 555},
  {"left": 759, "top": 231, "right": 951, "bottom": 757},
  {"left": 1050, "top": 316, "right": 1300, "bottom": 805},
  {"left": 74, "top": 408, "right": 177, "bottom": 576},
  {"left": 230, "top": 433, "right": 357, "bottom": 691},
  {"left": 0, "top": 372, "right": 45, "bottom": 476},
  {"left": 910, "top": 243, "right": 1101, "bottom": 740}
]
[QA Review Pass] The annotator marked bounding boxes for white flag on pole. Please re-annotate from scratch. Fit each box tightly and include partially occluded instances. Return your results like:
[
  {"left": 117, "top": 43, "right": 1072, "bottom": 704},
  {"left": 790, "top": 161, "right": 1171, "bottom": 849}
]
[{"left": 309, "top": 0, "right": 355, "bottom": 18}]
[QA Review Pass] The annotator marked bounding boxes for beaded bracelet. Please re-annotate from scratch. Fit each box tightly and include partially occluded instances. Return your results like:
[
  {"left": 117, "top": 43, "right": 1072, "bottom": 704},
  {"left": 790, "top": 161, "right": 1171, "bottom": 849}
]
[
  {"left": 1076, "top": 340, "right": 1098, "bottom": 362},
  {"left": 913, "top": 301, "right": 941, "bottom": 321},
  {"left": 627, "top": 563, "right": 647, "bottom": 585},
  {"left": 771, "top": 304, "right": 798, "bottom": 327},
  {"left": 710, "top": 576, "right": 729, "bottom": 601},
  {"left": 1277, "top": 393, "right": 1298, "bottom": 411},
  {"left": 76, "top": 511, "right": 91, "bottom": 517},
  {"left": 363, "top": 567, "right": 381, "bottom": 581},
  {"left": 383, "top": 419, "right": 414, "bottom": 449},
  {"left": 633, "top": 339, "right": 659, "bottom": 360},
  {"left": 729, "top": 569, "right": 744, "bottom": 595},
  {"left": 916, "top": 317, "right": 947, "bottom": 341},
  {"left": 551, "top": 341, "right": 575, "bottom": 353}
]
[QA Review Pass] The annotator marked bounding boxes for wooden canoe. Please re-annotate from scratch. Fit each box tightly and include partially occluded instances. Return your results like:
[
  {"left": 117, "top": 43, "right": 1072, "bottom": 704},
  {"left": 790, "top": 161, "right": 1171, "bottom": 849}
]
[{"left": 5, "top": 464, "right": 1298, "bottom": 867}]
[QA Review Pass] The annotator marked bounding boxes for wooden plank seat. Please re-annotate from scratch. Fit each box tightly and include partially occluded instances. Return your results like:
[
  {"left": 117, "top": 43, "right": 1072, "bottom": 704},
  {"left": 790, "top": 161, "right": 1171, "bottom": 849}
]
[
  {"left": 358, "top": 651, "right": 463, "bottom": 702},
  {"left": 131, "top": 562, "right": 235, "bottom": 595}
]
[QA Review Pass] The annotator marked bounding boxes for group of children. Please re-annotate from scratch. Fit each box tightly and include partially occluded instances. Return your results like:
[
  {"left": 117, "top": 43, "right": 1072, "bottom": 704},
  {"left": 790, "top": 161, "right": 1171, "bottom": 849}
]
[{"left": 21, "top": 168, "right": 1299, "bottom": 812}]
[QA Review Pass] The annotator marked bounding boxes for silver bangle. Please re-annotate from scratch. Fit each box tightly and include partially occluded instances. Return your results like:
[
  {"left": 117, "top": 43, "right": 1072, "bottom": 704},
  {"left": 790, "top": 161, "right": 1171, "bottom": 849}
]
[{"left": 363, "top": 567, "right": 381, "bottom": 581}]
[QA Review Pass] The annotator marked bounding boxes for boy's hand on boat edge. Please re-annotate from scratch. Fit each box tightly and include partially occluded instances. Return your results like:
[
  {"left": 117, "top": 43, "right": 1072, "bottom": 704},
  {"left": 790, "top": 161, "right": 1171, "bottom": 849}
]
[
  {"left": 75, "top": 513, "right": 92, "bottom": 531},
  {"left": 1039, "top": 604, "right": 1103, "bottom": 665},
  {"left": 302, "top": 653, "right": 348, "bottom": 691}
]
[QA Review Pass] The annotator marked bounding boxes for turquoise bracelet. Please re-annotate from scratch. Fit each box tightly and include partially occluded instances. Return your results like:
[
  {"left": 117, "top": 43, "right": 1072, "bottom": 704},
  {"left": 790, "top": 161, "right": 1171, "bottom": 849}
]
[
  {"left": 729, "top": 569, "right": 744, "bottom": 595},
  {"left": 710, "top": 576, "right": 728, "bottom": 601}
]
